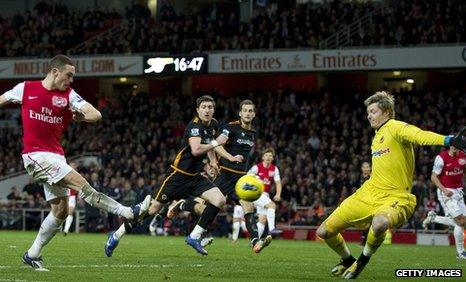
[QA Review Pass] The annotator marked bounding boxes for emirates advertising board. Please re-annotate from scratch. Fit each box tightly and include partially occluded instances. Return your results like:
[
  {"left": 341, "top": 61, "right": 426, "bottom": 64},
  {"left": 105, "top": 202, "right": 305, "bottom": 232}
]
[{"left": 208, "top": 46, "right": 466, "bottom": 73}]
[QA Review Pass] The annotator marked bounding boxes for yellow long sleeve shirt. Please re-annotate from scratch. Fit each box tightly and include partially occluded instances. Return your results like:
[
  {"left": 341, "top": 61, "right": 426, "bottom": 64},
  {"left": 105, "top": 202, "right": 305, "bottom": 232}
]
[{"left": 366, "top": 119, "right": 446, "bottom": 193}]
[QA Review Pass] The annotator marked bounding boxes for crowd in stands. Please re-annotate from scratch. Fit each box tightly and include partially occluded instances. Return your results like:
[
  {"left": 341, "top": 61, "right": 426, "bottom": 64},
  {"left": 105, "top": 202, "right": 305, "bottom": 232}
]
[
  {"left": 0, "top": 1, "right": 122, "bottom": 57},
  {"left": 1, "top": 84, "right": 465, "bottom": 234},
  {"left": 77, "top": 0, "right": 465, "bottom": 54},
  {"left": 1, "top": 0, "right": 464, "bottom": 58}
]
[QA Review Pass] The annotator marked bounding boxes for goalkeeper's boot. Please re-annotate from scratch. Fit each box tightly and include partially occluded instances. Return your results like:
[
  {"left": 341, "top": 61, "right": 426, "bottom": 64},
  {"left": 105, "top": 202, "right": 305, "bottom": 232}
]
[
  {"left": 331, "top": 256, "right": 356, "bottom": 277},
  {"left": 343, "top": 260, "right": 366, "bottom": 279}
]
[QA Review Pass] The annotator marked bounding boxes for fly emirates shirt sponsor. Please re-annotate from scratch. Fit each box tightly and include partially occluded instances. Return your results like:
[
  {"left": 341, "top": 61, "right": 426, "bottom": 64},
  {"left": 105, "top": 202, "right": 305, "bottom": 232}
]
[{"left": 4, "top": 81, "right": 86, "bottom": 155}]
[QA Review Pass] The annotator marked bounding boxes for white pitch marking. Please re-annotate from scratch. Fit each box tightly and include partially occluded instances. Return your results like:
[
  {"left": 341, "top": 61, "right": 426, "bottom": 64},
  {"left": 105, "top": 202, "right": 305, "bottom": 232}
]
[{"left": 1, "top": 264, "right": 204, "bottom": 270}]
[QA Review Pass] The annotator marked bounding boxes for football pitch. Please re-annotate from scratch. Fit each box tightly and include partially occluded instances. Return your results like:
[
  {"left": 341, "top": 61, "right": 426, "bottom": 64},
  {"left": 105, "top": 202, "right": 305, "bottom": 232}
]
[{"left": 0, "top": 231, "right": 463, "bottom": 281}]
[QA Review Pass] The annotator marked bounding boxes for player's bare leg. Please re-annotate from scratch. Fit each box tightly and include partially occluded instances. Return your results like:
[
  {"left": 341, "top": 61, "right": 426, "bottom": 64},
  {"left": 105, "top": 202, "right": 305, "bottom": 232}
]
[{"left": 23, "top": 197, "right": 68, "bottom": 271}]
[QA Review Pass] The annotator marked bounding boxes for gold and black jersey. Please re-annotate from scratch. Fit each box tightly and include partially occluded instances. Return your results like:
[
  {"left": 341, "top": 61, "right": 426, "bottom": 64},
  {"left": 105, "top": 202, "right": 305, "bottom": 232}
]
[
  {"left": 218, "top": 120, "right": 256, "bottom": 174},
  {"left": 171, "top": 117, "right": 218, "bottom": 175}
]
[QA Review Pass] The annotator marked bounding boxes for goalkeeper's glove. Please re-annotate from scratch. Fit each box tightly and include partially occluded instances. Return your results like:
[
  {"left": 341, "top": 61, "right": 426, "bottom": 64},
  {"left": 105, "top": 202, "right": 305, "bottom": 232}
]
[{"left": 447, "top": 127, "right": 466, "bottom": 151}]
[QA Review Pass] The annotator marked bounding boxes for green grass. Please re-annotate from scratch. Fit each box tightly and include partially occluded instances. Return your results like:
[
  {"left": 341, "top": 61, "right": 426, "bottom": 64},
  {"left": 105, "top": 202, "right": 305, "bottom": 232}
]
[{"left": 0, "top": 230, "right": 464, "bottom": 281}]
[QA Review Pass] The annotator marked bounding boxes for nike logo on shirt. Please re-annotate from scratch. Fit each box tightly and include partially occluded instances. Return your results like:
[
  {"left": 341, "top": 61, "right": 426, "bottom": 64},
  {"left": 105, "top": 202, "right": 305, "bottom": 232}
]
[{"left": 29, "top": 96, "right": 38, "bottom": 99}]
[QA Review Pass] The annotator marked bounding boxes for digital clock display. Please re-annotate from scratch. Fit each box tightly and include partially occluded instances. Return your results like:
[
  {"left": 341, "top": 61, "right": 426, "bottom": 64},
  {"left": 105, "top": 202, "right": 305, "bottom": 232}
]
[{"left": 144, "top": 55, "right": 208, "bottom": 75}]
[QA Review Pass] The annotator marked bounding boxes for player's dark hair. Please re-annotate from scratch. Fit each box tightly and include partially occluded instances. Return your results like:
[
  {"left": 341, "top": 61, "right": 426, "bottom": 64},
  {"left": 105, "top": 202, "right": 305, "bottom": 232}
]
[
  {"left": 196, "top": 95, "right": 215, "bottom": 108},
  {"left": 49, "top": 55, "right": 74, "bottom": 72},
  {"left": 239, "top": 99, "right": 255, "bottom": 111},
  {"left": 262, "top": 148, "right": 275, "bottom": 157}
]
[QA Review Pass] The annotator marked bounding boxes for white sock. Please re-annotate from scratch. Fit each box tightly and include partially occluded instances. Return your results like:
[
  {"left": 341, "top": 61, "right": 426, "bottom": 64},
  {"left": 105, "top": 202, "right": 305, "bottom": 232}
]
[
  {"left": 63, "top": 214, "right": 74, "bottom": 233},
  {"left": 232, "top": 221, "right": 240, "bottom": 241},
  {"left": 453, "top": 225, "right": 464, "bottom": 254},
  {"left": 80, "top": 184, "right": 133, "bottom": 219},
  {"left": 240, "top": 221, "right": 247, "bottom": 231},
  {"left": 257, "top": 222, "right": 265, "bottom": 238},
  {"left": 113, "top": 224, "right": 127, "bottom": 240},
  {"left": 433, "top": 215, "right": 456, "bottom": 227},
  {"left": 28, "top": 213, "right": 64, "bottom": 258},
  {"left": 266, "top": 208, "right": 276, "bottom": 230},
  {"left": 190, "top": 225, "right": 205, "bottom": 239}
]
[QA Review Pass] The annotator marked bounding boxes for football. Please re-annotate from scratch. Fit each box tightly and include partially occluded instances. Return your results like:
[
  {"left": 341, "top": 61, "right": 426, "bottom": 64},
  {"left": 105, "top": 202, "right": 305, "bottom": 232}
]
[{"left": 235, "top": 174, "right": 264, "bottom": 201}]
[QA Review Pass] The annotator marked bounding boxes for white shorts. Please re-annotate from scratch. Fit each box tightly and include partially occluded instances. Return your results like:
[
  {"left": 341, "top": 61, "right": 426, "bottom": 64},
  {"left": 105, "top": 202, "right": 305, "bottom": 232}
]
[
  {"left": 254, "top": 192, "right": 272, "bottom": 215},
  {"left": 22, "top": 152, "right": 72, "bottom": 201},
  {"left": 436, "top": 188, "right": 466, "bottom": 218},
  {"left": 68, "top": 195, "right": 76, "bottom": 208},
  {"left": 233, "top": 205, "right": 244, "bottom": 219}
]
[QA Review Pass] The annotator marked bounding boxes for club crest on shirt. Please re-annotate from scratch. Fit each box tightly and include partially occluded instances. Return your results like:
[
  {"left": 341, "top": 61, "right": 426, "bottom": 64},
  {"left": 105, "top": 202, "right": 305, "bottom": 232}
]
[
  {"left": 52, "top": 96, "right": 68, "bottom": 108},
  {"left": 190, "top": 128, "right": 200, "bottom": 136},
  {"left": 459, "top": 158, "right": 466, "bottom": 166}
]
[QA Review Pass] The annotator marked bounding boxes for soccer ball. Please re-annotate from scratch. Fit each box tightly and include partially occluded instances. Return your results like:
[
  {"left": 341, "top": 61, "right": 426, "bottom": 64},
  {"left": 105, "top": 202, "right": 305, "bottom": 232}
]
[{"left": 235, "top": 174, "right": 264, "bottom": 202}]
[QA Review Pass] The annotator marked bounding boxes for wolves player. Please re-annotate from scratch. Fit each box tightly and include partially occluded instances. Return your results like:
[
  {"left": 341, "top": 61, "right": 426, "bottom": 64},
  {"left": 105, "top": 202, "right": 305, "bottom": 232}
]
[
  {"left": 248, "top": 148, "right": 283, "bottom": 237},
  {"left": 168, "top": 100, "right": 272, "bottom": 252},
  {"left": 316, "top": 91, "right": 466, "bottom": 279},
  {"left": 106, "top": 95, "right": 232, "bottom": 256},
  {"left": 0, "top": 55, "right": 150, "bottom": 271},
  {"left": 423, "top": 146, "right": 466, "bottom": 258}
]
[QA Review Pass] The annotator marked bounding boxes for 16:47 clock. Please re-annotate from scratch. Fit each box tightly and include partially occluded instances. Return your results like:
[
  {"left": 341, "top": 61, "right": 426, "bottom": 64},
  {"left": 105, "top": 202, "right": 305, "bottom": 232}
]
[{"left": 144, "top": 55, "right": 208, "bottom": 75}]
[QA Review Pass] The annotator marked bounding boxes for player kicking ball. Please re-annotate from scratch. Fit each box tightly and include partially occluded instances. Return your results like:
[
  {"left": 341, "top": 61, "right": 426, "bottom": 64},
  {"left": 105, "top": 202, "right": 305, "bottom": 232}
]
[
  {"left": 0, "top": 55, "right": 151, "bottom": 271},
  {"left": 316, "top": 91, "right": 466, "bottom": 279}
]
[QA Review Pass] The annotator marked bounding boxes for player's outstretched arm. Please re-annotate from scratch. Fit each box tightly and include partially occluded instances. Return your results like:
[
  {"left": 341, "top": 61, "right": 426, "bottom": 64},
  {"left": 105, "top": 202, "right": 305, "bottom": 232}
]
[
  {"left": 189, "top": 136, "right": 217, "bottom": 156},
  {"left": 212, "top": 135, "right": 243, "bottom": 163},
  {"left": 73, "top": 102, "right": 102, "bottom": 123},
  {"left": 449, "top": 127, "right": 466, "bottom": 151},
  {"left": 0, "top": 94, "right": 12, "bottom": 108}
]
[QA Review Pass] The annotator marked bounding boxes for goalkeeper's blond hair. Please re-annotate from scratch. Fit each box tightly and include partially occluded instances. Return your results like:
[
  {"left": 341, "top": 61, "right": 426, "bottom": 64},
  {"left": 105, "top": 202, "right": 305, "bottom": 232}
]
[{"left": 364, "top": 91, "right": 395, "bottom": 119}]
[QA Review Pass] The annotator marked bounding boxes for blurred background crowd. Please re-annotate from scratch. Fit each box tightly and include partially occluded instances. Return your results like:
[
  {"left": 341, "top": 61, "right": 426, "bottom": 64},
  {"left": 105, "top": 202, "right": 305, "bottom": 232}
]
[
  {"left": 0, "top": 0, "right": 464, "bottom": 238},
  {"left": 2, "top": 84, "right": 464, "bottom": 235},
  {"left": 0, "top": 0, "right": 464, "bottom": 57}
]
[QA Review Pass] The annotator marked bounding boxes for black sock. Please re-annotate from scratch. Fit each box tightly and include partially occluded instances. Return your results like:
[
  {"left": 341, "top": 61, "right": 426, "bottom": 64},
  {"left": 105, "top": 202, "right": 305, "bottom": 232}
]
[
  {"left": 181, "top": 198, "right": 198, "bottom": 214},
  {"left": 244, "top": 212, "right": 259, "bottom": 239},
  {"left": 152, "top": 214, "right": 164, "bottom": 224},
  {"left": 158, "top": 204, "right": 169, "bottom": 217},
  {"left": 124, "top": 221, "right": 134, "bottom": 233},
  {"left": 358, "top": 254, "right": 371, "bottom": 266},
  {"left": 343, "top": 255, "right": 356, "bottom": 267},
  {"left": 197, "top": 203, "right": 220, "bottom": 229}
]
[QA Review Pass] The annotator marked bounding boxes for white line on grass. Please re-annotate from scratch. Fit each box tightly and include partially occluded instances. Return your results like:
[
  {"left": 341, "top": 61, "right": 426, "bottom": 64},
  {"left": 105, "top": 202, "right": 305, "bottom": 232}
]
[{"left": 0, "top": 263, "right": 204, "bottom": 270}]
